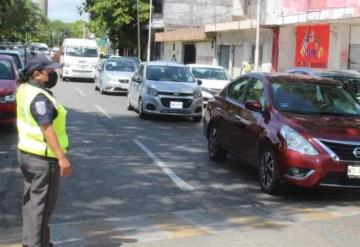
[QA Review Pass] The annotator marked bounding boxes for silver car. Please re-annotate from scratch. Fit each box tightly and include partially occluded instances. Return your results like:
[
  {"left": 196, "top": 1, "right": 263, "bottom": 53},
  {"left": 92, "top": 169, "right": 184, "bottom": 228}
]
[
  {"left": 127, "top": 61, "right": 203, "bottom": 122},
  {"left": 95, "top": 58, "right": 136, "bottom": 94}
]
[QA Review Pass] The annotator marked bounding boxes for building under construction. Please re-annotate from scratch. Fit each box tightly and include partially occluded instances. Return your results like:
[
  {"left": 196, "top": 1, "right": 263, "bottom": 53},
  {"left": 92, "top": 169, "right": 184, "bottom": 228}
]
[{"left": 37, "top": 0, "right": 48, "bottom": 17}]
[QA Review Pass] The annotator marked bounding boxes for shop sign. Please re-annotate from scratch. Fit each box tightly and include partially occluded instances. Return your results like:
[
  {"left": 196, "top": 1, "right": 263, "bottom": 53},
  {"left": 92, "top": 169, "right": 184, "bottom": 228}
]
[{"left": 295, "top": 24, "right": 330, "bottom": 68}]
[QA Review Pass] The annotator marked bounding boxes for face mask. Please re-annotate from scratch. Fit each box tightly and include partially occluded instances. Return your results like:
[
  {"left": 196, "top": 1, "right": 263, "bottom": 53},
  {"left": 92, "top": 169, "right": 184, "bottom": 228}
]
[{"left": 46, "top": 71, "right": 58, "bottom": 88}]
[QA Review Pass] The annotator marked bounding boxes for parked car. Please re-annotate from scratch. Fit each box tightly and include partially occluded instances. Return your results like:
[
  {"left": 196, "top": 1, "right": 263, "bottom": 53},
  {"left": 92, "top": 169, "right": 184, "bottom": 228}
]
[
  {"left": 0, "top": 50, "right": 24, "bottom": 73},
  {"left": 94, "top": 57, "right": 136, "bottom": 94},
  {"left": 204, "top": 73, "right": 360, "bottom": 194},
  {"left": 187, "top": 64, "right": 231, "bottom": 103},
  {"left": 287, "top": 67, "right": 360, "bottom": 101},
  {"left": 0, "top": 55, "right": 17, "bottom": 125},
  {"left": 127, "top": 61, "right": 203, "bottom": 122}
]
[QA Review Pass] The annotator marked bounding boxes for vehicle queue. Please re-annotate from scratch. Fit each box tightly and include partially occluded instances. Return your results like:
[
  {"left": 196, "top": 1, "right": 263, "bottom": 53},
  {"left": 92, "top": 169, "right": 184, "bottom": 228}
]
[{"left": 1, "top": 39, "right": 360, "bottom": 195}]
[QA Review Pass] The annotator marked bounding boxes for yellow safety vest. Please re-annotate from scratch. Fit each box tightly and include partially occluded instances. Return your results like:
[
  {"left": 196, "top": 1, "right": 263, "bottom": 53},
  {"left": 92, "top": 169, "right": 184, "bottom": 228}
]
[{"left": 16, "top": 83, "right": 69, "bottom": 158}]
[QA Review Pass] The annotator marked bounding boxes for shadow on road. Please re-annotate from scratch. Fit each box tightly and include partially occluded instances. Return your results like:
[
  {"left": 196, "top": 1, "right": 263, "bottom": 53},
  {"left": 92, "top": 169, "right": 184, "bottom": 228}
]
[{"left": 1, "top": 106, "right": 360, "bottom": 237}]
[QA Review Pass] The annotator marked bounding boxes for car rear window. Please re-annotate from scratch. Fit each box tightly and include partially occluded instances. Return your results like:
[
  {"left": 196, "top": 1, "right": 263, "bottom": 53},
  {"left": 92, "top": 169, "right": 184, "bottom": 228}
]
[{"left": 0, "top": 60, "right": 15, "bottom": 80}]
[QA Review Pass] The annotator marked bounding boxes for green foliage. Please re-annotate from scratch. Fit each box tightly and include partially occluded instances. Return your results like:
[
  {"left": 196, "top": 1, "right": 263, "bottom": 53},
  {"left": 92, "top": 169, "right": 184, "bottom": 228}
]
[
  {"left": 82, "top": 0, "right": 150, "bottom": 55},
  {"left": 0, "top": 0, "right": 88, "bottom": 46},
  {"left": 0, "top": 0, "right": 47, "bottom": 42}
]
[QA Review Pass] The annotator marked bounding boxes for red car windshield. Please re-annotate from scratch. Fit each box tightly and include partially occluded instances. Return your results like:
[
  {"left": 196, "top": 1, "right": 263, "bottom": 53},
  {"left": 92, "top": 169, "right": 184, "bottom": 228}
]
[
  {"left": 0, "top": 60, "right": 15, "bottom": 80},
  {"left": 271, "top": 81, "right": 360, "bottom": 117}
]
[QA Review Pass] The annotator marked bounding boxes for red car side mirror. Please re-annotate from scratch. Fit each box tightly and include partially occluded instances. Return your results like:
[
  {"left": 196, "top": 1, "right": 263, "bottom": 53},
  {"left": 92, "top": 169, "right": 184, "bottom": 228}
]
[{"left": 245, "top": 100, "right": 263, "bottom": 112}]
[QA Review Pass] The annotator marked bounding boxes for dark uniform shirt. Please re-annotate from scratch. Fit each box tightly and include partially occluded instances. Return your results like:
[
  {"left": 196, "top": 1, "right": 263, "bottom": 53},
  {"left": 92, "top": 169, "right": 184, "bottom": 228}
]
[{"left": 28, "top": 80, "right": 58, "bottom": 125}]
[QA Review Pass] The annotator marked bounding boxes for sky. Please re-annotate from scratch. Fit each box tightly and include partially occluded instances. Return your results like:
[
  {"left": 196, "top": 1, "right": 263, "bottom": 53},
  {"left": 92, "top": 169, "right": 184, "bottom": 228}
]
[{"left": 48, "top": 0, "right": 89, "bottom": 23}]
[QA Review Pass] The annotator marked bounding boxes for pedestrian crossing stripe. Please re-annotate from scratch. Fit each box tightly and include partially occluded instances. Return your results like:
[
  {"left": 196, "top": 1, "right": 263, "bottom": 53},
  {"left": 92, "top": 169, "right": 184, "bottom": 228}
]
[{"left": 1, "top": 205, "right": 360, "bottom": 246}]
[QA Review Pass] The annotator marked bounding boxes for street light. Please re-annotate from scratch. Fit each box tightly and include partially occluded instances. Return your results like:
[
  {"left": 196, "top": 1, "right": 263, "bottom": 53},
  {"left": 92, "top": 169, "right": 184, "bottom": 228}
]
[
  {"left": 254, "top": 0, "right": 261, "bottom": 72},
  {"left": 147, "top": 0, "right": 153, "bottom": 62}
]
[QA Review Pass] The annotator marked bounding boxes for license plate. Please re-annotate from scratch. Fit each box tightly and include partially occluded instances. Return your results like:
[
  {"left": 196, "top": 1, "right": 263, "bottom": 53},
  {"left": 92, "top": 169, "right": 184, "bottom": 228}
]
[
  {"left": 347, "top": 165, "right": 360, "bottom": 178},
  {"left": 170, "top": 101, "right": 183, "bottom": 109}
]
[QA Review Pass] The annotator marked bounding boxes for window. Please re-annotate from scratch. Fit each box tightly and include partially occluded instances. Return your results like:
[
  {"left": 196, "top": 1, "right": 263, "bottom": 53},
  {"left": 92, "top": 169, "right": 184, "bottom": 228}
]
[
  {"left": 227, "top": 78, "right": 249, "bottom": 102},
  {"left": 138, "top": 65, "right": 144, "bottom": 79},
  {"left": 145, "top": 65, "right": 195, "bottom": 82},
  {"left": 244, "top": 79, "right": 265, "bottom": 105},
  {"left": 0, "top": 61, "right": 15, "bottom": 80}
]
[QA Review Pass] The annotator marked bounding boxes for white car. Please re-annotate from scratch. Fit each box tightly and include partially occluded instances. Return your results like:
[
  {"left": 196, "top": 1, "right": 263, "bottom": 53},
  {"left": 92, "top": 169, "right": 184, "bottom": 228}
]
[
  {"left": 95, "top": 57, "right": 136, "bottom": 94},
  {"left": 187, "top": 64, "right": 231, "bottom": 103}
]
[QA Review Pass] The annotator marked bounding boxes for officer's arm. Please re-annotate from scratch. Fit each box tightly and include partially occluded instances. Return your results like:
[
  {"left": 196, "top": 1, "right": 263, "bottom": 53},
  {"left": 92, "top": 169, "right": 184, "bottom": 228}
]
[{"left": 41, "top": 123, "right": 72, "bottom": 177}]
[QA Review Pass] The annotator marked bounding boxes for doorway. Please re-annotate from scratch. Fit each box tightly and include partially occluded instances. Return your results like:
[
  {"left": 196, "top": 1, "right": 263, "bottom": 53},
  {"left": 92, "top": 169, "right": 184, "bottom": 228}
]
[{"left": 183, "top": 44, "right": 196, "bottom": 64}]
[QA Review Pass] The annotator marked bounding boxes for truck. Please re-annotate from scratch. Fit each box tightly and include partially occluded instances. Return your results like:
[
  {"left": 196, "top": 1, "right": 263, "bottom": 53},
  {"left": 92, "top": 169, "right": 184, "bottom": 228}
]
[{"left": 60, "top": 38, "right": 99, "bottom": 82}]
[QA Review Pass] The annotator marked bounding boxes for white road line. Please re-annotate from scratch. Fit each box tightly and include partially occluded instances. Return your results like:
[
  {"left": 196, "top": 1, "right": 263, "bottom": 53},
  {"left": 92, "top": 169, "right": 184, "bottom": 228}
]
[
  {"left": 133, "top": 139, "right": 194, "bottom": 191},
  {"left": 75, "top": 88, "right": 86, "bottom": 96},
  {"left": 95, "top": 105, "right": 113, "bottom": 119}
]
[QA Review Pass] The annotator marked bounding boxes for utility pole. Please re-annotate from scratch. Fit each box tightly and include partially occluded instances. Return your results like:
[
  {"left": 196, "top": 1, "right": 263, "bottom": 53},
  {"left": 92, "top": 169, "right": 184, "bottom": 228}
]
[
  {"left": 147, "top": 0, "right": 153, "bottom": 62},
  {"left": 83, "top": 23, "right": 86, "bottom": 39},
  {"left": 254, "top": 0, "right": 261, "bottom": 72},
  {"left": 137, "top": 0, "right": 141, "bottom": 60}
]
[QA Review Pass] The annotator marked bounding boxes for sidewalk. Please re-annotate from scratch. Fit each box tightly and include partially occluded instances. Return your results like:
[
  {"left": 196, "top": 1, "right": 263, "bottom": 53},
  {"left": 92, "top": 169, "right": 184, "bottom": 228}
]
[{"left": 1, "top": 203, "right": 360, "bottom": 247}]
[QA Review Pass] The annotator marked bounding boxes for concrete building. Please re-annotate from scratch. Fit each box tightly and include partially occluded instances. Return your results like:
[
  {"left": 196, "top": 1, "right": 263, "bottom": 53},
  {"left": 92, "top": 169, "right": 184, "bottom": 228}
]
[
  {"left": 154, "top": 0, "right": 360, "bottom": 75},
  {"left": 37, "top": 0, "right": 48, "bottom": 17},
  {"left": 153, "top": 0, "right": 234, "bottom": 64},
  {"left": 273, "top": 0, "right": 360, "bottom": 72}
]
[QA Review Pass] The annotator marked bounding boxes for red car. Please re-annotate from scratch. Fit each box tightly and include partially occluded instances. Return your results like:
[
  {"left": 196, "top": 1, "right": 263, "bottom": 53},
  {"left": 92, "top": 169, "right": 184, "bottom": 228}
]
[
  {"left": 0, "top": 55, "right": 17, "bottom": 125},
  {"left": 204, "top": 73, "right": 360, "bottom": 194}
]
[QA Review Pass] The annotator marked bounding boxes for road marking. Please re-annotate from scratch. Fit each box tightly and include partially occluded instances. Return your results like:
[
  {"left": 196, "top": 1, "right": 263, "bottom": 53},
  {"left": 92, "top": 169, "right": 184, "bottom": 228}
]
[
  {"left": 75, "top": 88, "right": 86, "bottom": 96},
  {"left": 133, "top": 139, "right": 194, "bottom": 191},
  {"left": 95, "top": 105, "right": 113, "bottom": 119}
]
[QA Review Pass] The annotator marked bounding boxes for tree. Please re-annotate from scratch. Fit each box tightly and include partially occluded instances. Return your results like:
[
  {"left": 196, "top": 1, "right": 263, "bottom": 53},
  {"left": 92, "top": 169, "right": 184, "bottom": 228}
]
[
  {"left": 0, "top": 0, "right": 47, "bottom": 42},
  {"left": 82, "top": 0, "right": 150, "bottom": 57}
]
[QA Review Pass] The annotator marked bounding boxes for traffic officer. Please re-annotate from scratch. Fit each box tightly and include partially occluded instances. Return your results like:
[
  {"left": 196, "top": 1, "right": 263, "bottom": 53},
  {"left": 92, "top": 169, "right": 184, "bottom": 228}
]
[{"left": 17, "top": 54, "right": 72, "bottom": 247}]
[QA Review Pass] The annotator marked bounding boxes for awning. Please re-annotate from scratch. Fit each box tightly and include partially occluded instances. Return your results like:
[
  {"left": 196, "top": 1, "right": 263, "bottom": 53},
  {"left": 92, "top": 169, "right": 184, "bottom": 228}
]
[
  {"left": 205, "top": 19, "right": 257, "bottom": 33},
  {"left": 155, "top": 27, "right": 208, "bottom": 42}
]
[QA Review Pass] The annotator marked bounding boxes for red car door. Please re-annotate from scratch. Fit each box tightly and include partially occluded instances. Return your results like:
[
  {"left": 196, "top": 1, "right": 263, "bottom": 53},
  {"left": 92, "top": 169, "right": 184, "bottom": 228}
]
[
  {"left": 236, "top": 78, "right": 267, "bottom": 164},
  {"left": 217, "top": 77, "right": 251, "bottom": 154}
]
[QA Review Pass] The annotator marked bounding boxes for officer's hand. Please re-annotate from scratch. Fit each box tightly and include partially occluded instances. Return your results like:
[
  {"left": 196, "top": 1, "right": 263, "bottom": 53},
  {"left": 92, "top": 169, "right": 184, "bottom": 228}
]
[{"left": 59, "top": 156, "right": 72, "bottom": 177}]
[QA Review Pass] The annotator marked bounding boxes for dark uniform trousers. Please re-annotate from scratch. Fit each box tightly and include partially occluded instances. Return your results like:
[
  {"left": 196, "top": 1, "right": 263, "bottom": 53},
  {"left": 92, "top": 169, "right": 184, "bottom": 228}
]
[{"left": 17, "top": 150, "right": 60, "bottom": 247}]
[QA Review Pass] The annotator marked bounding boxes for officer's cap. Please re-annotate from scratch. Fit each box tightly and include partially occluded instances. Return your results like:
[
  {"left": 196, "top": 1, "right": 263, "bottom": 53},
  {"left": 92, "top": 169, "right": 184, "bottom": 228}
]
[{"left": 23, "top": 54, "right": 64, "bottom": 76}]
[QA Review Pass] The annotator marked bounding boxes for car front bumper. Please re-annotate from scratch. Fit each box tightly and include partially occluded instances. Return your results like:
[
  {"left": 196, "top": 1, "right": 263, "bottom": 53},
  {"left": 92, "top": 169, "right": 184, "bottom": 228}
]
[
  {"left": 102, "top": 80, "right": 129, "bottom": 93},
  {"left": 63, "top": 68, "right": 96, "bottom": 79},
  {"left": 142, "top": 94, "right": 203, "bottom": 117},
  {"left": 278, "top": 149, "right": 360, "bottom": 188}
]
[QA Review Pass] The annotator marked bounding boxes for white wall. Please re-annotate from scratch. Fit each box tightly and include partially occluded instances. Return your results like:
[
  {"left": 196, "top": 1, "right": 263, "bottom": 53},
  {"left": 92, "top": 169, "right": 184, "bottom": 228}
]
[
  {"left": 164, "top": 0, "right": 233, "bottom": 27},
  {"left": 196, "top": 42, "right": 215, "bottom": 65},
  {"left": 278, "top": 26, "right": 296, "bottom": 72},
  {"left": 216, "top": 29, "right": 273, "bottom": 76},
  {"left": 162, "top": 41, "right": 183, "bottom": 62},
  {"left": 328, "top": 24, "right": 350, "bottom": 70},
  {"left": 350, "top": 25, "right": 360, "bottom": 44}
]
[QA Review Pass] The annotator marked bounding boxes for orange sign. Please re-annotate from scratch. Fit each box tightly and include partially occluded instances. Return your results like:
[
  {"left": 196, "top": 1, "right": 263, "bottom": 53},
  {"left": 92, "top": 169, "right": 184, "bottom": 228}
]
[{"left": 295, "top": 24, "right": 330, "bottom": 68}]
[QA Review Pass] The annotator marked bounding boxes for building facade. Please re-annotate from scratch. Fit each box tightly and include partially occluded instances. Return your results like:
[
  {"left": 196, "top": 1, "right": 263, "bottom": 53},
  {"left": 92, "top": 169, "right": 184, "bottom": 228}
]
[
  {"left": 37, "top": 0, "right": 48, "bottom": 17},
  {"left": 154, "top": 0, "right": 360, "bottom": 76}
]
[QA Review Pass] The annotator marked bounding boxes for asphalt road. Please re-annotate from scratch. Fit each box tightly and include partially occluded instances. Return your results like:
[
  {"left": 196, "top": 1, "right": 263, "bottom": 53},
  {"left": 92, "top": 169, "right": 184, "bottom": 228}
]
[{"left": 1, "top": 79, "right": 360, "bottom": 246}]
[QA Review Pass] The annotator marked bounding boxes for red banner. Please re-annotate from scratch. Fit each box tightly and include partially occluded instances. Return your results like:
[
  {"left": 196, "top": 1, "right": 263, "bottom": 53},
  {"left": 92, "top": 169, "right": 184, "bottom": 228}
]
[{"left": 295, "top": 24, "right": 330, "bottom": 68}]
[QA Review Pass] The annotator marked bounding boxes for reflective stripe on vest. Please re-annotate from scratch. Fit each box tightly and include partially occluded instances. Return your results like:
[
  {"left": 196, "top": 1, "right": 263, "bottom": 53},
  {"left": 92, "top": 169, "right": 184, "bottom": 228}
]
[{"left": 17, "top": 83, "right": 69, "bottom": 158}]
